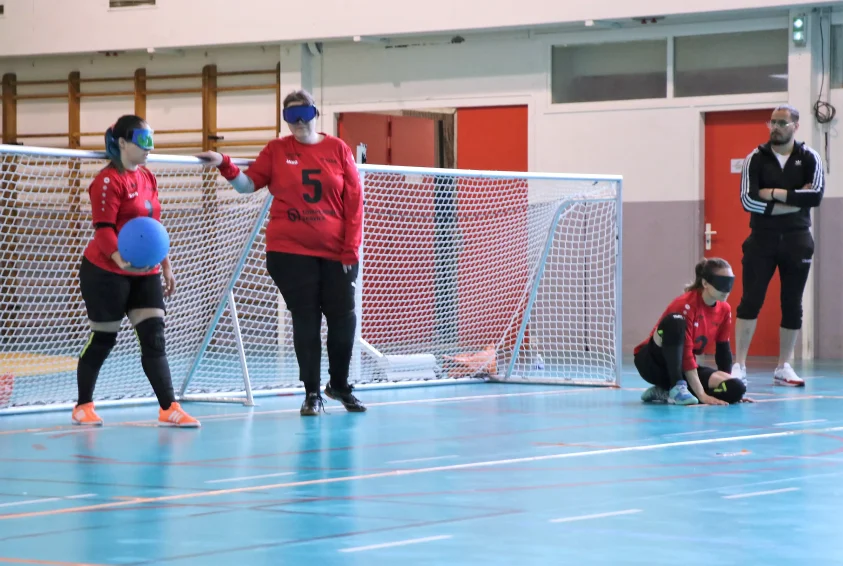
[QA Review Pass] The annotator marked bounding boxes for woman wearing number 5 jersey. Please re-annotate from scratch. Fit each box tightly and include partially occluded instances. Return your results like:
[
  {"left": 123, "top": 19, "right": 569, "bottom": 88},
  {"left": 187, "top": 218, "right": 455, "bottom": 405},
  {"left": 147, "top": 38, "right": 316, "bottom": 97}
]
[{"left": 197, "top": 89, "right": 365, "bottom": 416}]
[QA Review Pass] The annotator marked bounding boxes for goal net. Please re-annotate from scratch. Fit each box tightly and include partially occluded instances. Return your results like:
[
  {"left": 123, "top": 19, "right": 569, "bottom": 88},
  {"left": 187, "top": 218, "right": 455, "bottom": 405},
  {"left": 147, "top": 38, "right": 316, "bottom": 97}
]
[{"left": 0, "top": 144, "right": 622, "bottom": 414}]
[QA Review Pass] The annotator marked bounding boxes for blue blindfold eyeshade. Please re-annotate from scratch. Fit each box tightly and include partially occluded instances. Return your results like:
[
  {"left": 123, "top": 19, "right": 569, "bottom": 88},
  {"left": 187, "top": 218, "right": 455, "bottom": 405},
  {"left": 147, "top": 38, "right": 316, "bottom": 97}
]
[
  {"left": 129, "top": 128, "right": 154, "bottom": 150},
  {"left": 283, "top": 105, "right": 318, "bottom": 124}
]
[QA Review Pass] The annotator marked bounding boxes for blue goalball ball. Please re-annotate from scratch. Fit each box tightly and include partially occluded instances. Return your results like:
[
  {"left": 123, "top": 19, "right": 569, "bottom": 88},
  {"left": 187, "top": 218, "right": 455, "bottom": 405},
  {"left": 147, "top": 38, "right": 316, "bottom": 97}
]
[{"left": 117, "top": 217, "right": 170, "bottom": 268}]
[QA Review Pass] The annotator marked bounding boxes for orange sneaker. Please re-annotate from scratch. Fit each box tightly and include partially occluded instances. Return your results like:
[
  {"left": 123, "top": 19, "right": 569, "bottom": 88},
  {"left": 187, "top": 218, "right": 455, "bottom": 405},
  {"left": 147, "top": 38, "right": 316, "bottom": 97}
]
[
  {"left": 72, "top": 402, "right": 103, "bottom": 426},
  {"left": 158, "top": 402, "right": 200, "bottom": 428}
]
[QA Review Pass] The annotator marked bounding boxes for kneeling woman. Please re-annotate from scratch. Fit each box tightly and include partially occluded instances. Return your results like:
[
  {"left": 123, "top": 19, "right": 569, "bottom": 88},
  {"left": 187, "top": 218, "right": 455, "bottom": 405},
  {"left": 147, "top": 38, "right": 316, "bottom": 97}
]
[{"left": 634, "top": 258, "right": 752, "bottom": 406}]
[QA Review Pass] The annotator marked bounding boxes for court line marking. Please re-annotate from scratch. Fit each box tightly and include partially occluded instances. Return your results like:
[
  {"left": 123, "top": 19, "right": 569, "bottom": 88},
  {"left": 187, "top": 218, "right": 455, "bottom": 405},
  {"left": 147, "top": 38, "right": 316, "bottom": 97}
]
[
  {"left": 773, "top": 419, "right": 827, "bottom": 427},
  {"left": 0, "top": 558, "right": 111, "bottom": 566},
  {"left": 550, "top": 509, "right": 642, "bottom": 523},
  {"left": 754, "top": 396, "right": 824, "bottom": 403},
  {"left": 387, "top": 456, "right": 459, "bottom": 464},
  {"left": 662, "top": 430, "right": 718, "bottom": 437},
  {"left": 722, "top": 487, "right": 801, "bottom": 499},
  {"left": 3, "top": 424, "right": 843, "bottom": 521},
  {"left": 205, "top": 473, "right": 295, "bottom": 484},
  {"left": 0, "top": 494, "right": 96, "bottom": 509},
  {"left": 0, "top": 388, "right": 598, "bottom": 436},
  {"left": 339, "top": 535, "right": 452, "bottom": 553},
  {"left": 33, "top": 429, "right": 101, "bottom": 437}
]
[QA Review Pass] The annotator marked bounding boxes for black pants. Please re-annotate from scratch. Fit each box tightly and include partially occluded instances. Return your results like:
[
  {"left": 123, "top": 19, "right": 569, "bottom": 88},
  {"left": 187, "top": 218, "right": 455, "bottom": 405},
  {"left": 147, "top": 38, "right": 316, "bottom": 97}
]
[
  {"left": 79, "top": 257, "right": 165, "bottom": 321},
  {"left": 77, "top": 257, "right": 174, "bottom": 409},
  {"left": 634, "top": 339, "right": 717, "bottom": 396},
  {"left": 265, "top": 251, "right": 358, "bottom": 393},
  {"left": 736, "top": 229, "right": 814, "bottom": 330}
]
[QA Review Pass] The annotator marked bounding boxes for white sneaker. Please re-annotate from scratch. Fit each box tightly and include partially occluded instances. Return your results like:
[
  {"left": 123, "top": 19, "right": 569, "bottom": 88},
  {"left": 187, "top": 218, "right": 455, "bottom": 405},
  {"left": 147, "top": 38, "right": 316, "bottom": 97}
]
[
  {"left": 731, "top": 363, "right": 747, "bottom": 387},
  {"left": 773, "top": 363, "right": 805, "bottom": 387}
]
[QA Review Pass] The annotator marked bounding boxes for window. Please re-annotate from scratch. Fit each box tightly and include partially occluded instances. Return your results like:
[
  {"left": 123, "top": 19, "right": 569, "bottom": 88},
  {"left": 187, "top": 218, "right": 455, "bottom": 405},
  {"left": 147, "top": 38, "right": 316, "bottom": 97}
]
[
  {"left": 109, "top": 0, "right": 155, "bottom": 7},
  {"left": 674, "top": 30, "right": 788, "bottom": 97},
  {"left": 551, "top": 40, "right": 668, "bottom": 104},
  {"left": 831, "top": 25, "right": 843, "bottom": 88}
]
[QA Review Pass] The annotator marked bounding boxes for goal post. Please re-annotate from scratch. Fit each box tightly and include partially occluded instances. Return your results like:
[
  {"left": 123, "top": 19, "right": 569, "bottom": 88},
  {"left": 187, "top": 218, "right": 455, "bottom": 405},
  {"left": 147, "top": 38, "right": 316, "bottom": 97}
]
[{"left": 0, "top": 143, "right": 622, "bottom": 415}]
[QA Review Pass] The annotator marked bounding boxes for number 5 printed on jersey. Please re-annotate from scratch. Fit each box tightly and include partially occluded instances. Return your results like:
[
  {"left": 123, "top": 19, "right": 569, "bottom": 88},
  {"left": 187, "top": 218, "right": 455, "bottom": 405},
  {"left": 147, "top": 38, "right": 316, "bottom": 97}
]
[{"left": 302, "top": 169, "right": 322, "bottom": 203}]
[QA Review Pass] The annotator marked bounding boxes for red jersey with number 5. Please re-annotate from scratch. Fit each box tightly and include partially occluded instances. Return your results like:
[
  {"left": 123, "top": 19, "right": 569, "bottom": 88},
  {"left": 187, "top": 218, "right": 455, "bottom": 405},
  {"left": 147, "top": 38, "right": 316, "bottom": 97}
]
[
  {"left": 243, "top": 134, "right": 363, "bottom": 265},
  {"left": 83, "top": 166, "right": 162, "bottom": 276},
  {"left": 634, "top": 290, "right": 732, "bottom": 371}
]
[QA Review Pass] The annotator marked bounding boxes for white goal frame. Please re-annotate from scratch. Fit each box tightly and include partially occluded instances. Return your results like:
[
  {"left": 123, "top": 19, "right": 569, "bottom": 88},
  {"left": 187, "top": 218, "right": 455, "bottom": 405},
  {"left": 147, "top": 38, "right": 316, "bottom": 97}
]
[{"left": 0, "top": 144, "right": 622, "bottom": 415}]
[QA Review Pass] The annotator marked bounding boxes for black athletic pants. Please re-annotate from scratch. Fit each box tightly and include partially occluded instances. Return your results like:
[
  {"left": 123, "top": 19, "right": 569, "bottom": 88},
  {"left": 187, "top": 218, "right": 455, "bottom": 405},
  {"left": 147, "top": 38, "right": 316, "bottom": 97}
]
[
  {"left": 736, "top": 229, "right": 814, "bottom": 329},
  {"left": 265, "top": 251, "right": 358, "bottom": 394},
  {"left": 634, "top": 314, "right": 718, "bottom": 397},
  {"left": 635, "top": 340, "right": 717, "bottom": 396},
  {"left": 77, "top": 257, "right": 174, "bottom": 409}
]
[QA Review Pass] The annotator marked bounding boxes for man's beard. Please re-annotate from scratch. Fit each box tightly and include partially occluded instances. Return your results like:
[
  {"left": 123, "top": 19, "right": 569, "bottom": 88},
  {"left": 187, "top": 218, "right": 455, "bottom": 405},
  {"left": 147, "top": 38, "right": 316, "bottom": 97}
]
[{"left": 770, "top": 132, "right": 792, "bottom": 145}]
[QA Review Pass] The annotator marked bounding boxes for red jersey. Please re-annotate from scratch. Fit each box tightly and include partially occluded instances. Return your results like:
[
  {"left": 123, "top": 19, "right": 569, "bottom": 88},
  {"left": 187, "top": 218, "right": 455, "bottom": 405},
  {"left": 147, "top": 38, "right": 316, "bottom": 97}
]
[
  {"left": 83, "top": 166, "right": 162, "bottom": 276},
  {"left": 244, "top": 134, "right": 363, "bottom": 264},
  {"left": 634, "top": 290, "right": 732, "bottom": 372}
]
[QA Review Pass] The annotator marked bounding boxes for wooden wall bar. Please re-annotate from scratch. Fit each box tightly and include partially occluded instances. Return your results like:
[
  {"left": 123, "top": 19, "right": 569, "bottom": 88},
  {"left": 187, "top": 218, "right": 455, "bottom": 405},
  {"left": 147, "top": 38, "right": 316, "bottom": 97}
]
[{"left": 0, "top": 62, "right": 282, "bottom": 156}]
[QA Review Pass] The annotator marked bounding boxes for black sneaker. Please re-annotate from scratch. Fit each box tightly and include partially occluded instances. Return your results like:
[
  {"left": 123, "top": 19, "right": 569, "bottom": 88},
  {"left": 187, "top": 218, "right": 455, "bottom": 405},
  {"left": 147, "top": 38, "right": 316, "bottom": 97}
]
[
  {"left": 300, "top": 392, "right": 324, "bottom": 416},
  {"left": 324, "top": 384, "right": 366, "bottom": 412}
]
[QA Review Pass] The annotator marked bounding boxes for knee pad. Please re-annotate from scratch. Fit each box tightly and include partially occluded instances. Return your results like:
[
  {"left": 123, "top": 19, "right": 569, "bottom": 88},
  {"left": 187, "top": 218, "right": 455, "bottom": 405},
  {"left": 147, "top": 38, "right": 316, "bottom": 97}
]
[
  {"left": 657, "top": 314, "right": 686, "bottom": 346},
  {"left": 79, "top": 331, "right": 118, "bottom": 367},
  {"left": 711, "top": 378, "right": 746, "bottom": 404},
  {"left": 135, "top": 317, "right": 166, "bottom": 358}
]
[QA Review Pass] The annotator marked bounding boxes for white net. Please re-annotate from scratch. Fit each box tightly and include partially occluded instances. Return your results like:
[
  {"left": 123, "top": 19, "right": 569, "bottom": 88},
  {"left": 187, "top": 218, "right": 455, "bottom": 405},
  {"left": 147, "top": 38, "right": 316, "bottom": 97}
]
[{"left": 0, "top": 145, "right": 621, "bottom": 413}]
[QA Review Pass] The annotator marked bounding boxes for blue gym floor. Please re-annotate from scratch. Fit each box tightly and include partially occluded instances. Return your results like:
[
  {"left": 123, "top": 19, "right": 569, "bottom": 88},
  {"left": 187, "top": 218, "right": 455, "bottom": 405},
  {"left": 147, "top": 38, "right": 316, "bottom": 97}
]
[{"left": 1, "top": 358, "right": 843, "bottom": 565}]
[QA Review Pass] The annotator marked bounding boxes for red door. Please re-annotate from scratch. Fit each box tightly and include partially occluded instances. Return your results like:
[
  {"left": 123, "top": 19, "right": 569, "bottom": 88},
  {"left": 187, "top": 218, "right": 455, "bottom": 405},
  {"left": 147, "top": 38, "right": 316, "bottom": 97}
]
[
  {"left": 336, "top": 112, "right": 438, "bottom": 350},
  {"left": 455, "top": 106, "right": 529, "bottom": 352},
  {"left": 704, "top": 110, "right": 780, "bottom": 357},
  {"left": 336, "top": 113, "right": 435, "bottom": 166}
]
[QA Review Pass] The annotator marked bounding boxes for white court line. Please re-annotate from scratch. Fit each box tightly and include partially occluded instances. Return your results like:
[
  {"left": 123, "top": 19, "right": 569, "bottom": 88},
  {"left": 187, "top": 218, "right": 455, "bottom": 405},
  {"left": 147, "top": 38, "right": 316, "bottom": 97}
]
[
  {"left": 722, "top": 487, "right": 800, "bottom": 500},
  {"left": 205, "top": 472, "right": 295, "bottom": 484},
  {"left": 16, "top": 388, "right": 599, "bottom": 432},
  {"left": 339, "top": 535, "right": 452, "bottom": 553},
  {"left": 0, "top": 493, "right": 96, "bottom": 508},
  {"left": 6, "top": 425, "right": 843, "bottom": 522},
  {"left": 755, "top": 396, "right": 824, "bottom": 403},
  {"left": 663, "top": 430, "right": 719, "bottom": 437},
  {"left": 388, "top": 455, "right": 459, "bottom": 464},
  {"left": 550, "top": 509, "right": 642, "bottom": 523},
  {"left": 34, "top": 428, "right": 103, "bottom": 436},
  {"left": 774, "top": 419, "right": 827, "bottom": 427}
]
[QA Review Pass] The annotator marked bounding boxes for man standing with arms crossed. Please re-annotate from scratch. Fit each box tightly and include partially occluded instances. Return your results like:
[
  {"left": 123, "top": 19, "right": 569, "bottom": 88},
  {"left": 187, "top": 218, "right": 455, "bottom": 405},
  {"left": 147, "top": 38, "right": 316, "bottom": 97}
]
[{"left": 734, "top": 105, "right": 824, "bottom": 387}]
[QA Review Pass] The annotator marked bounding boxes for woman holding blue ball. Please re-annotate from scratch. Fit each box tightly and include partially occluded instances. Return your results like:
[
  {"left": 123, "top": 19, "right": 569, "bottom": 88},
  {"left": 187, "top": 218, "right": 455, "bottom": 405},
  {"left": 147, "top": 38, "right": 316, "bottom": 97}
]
[{"left": 74, "top": 114, "right": 199, "bottom": 428}]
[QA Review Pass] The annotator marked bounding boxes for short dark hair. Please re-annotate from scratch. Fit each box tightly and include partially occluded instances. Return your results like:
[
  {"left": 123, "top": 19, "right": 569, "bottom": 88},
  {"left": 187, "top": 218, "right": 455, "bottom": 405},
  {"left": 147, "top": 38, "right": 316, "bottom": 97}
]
[
  {"left": 283, "top": 89, "right": 317, "bottom": 109},
  {"left": 773, "top": 104, "right": 800, "bottom": 123}
]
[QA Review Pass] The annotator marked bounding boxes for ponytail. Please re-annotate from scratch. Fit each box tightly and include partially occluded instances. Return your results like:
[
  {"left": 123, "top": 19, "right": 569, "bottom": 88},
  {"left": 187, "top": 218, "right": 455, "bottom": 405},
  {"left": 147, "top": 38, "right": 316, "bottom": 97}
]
[
  {"left": 101, "top": 114, "right": 147, "bottom": 173},
  {"left": 685, "top": 257, "right": 731, "bottom": 292},
  {"left": 104, "top": 126, "right": 123, "bottom": 172}
]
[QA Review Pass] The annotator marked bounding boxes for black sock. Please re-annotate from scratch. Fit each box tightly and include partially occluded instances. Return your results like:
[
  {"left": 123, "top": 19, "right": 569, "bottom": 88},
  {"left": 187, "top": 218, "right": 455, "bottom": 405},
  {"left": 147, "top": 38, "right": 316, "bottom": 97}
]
[
  {"left": 76, "top": 331, "right": 118, "bottom": 405},
  {"left": 326, "top": 311, "right": 356, "bottom": 391},
  {"left": 290, "top": 309, "right": 323, "bottom": 394},
  {"left": 657, "top": 314, "right": 687, "bottom": 389},
  {"left": 140, "top": 356, "right": 176, "bottom": 410},
  {"left": 135, "top": 318, "right": 176, "bottom": 410}
]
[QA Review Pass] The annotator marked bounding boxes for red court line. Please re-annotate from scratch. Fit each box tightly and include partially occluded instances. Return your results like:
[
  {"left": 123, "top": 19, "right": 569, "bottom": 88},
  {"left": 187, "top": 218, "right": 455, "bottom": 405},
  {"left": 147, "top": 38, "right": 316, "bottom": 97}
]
[
  {"left": 0, "top": 388, "right": 596, "bottom": 437},
  {"left": 128, "top": 510, "right": 518, "bottom": 565},
  {"left": 2, "top": 424, "right": 840, "bottom": 521},
  {"left": 0, "top": 419, "right": 646, "bottom": 470}
]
